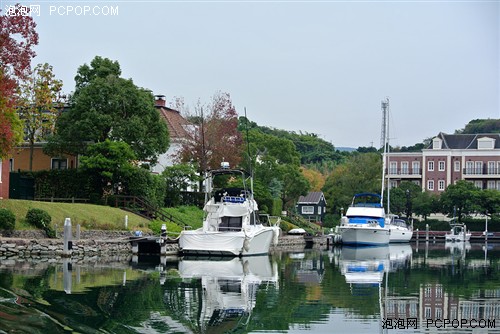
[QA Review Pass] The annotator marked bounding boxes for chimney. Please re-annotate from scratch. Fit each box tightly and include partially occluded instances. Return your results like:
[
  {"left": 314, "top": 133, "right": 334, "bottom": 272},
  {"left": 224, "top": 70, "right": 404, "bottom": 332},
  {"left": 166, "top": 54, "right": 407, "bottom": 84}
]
[{"left": 154, "top": 94, "right": 166, "bottom": 107}]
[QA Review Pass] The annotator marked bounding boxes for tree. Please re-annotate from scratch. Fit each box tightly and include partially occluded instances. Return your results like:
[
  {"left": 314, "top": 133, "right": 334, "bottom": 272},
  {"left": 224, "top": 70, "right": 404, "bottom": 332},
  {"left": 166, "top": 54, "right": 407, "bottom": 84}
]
[
  {"left": 301, "top": 167, "right": 325, "bottom": 192},
  {"left": 474, "top": 189, "right": 500, "bottom": 218},
  {"left": 162, "top": 163, "right": 200, "bottom": 207},
  {"left": 0, "top": 4, "right": 39, "bottom": 158},
  {"left": 46, "top": 56, "right": 169, "bottom": 164},
  {"left": 177, "top": 91, "right": 243, "bottom": 175},
  {"left": 440, "top": 180, "right": 478, "bottom": 222},
  {"left": 323, "top": 152, "right": 382, "bottom": 217},
  {"left": 413, "top": 191, "right": 440, "bottom": 220},
  {"left": 18, "top": 63, "right": 63, "bottom": 170},
  {"left": 79, "top": 139, "right": 136, "bottom": 198},
  {"left": 456, "top": 119, "right": 500, "bottom": 134},
  {"left": 241, "top": 125, "right": 308, "bottom": 210},
  {"left": 386, "top": 181, "right": 421, "bottom": 218}
]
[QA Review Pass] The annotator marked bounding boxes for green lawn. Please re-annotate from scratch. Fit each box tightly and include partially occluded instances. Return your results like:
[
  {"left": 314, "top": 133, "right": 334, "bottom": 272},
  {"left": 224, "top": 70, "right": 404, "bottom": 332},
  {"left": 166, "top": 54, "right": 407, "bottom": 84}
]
[{"left": 0, "top": 199, "right": 151, "bottom": 231}]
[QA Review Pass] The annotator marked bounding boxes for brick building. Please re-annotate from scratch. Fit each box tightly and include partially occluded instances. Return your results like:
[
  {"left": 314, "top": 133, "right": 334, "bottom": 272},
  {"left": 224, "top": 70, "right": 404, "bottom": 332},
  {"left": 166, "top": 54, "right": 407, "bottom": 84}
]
[{"left": 386, "top": 133, "right": 500, "bottom": 193}]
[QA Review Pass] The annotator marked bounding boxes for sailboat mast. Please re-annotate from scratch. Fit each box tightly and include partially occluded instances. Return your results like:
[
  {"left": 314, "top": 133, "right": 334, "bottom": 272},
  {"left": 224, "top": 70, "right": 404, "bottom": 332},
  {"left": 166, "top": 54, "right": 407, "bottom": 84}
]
[{"left": 380, "top": 98, "right": 390, "bottom": 208}]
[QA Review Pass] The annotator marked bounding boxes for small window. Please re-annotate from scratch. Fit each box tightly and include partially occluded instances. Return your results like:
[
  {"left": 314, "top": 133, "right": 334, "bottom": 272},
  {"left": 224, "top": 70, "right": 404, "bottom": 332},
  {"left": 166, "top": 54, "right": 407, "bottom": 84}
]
[
  {"left": 438, "top": 180, "right": 445, "bottom": 191},
  {"left": 438, "top": 161, "right": 445, "bottom": 171},
  {"left": 428, "top": 161, "right": 434, "bottom": 171},
  {"left": 454, "top": 161, "right": 460, "bottom": 172},
  {"left": 427, "top": 180, "right": 434, "bottom": 191},
  {"left": 474, "top": 181, "right": 483, "bottom": 189},
  {"left": 302, "top": 206, "right": 314, "bottom": 214},
  {"left": 51, "top": 158, "right": 68, "bottom": 170}
]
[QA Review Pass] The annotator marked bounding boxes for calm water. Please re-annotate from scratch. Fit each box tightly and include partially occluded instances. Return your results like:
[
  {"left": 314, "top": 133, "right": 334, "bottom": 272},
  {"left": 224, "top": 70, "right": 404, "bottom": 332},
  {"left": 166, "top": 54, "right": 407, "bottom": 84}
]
[{"left": 0, "top": 242, "right": 499, "bottom": 333}]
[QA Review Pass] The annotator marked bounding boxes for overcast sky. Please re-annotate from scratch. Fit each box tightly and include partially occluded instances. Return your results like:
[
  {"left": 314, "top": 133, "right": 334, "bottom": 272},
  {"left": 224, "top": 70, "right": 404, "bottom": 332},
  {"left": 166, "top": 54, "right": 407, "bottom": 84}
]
[{"left": 4, "top": 0, "right": 499, "bottom": 148}]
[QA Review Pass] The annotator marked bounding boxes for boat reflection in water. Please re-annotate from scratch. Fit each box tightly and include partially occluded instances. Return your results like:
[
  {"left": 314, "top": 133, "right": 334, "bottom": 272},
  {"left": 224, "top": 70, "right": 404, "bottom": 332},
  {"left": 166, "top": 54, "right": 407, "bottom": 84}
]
[
  {"left": 339, "top": 246, "right": 390, "bottom": 288},
  {"left": 173, "top": 255, "right": 278, "bottom": 333}
]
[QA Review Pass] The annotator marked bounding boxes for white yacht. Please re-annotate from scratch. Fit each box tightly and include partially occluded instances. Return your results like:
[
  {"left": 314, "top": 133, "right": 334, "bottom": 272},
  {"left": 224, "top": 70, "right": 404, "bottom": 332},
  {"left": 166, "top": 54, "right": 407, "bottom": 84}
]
[
  {"left": 179, "top": 162, "right": 280, "bottom": 256},
  {"left": 337, "top": 193, "right": 391, "bottom": 246}
]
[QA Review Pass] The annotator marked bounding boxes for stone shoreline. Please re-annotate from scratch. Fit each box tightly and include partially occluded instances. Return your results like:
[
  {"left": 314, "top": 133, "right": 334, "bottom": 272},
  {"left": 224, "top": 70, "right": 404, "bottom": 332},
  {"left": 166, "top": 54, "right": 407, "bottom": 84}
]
[{"left": 0, "top": 230, "right": 322, "bottom": 258}]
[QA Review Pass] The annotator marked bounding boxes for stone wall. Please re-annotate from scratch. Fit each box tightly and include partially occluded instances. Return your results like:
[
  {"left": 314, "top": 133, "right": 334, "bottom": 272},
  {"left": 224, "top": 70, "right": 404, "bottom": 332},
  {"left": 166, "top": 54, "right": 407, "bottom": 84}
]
[{"left": 0, "top": 230, "right": 318, "bottom": 258}]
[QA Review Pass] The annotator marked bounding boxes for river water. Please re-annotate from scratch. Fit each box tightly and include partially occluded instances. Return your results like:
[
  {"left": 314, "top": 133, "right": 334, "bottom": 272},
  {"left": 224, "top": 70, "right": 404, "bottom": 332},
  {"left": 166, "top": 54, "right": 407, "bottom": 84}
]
[{"left": 0, "top": 241, "right": 499, "bottom": 333}]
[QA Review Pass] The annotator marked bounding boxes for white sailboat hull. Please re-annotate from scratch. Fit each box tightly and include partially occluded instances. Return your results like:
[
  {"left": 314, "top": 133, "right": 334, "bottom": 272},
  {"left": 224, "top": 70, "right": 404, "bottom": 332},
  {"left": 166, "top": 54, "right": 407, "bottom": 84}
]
[{"left": 388, "top": 225, "right": 413, "bottom": 243}]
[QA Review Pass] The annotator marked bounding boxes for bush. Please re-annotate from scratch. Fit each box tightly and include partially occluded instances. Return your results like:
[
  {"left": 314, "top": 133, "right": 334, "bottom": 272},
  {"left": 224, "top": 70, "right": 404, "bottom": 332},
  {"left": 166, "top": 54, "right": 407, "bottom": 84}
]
[
  {"left": 25, "top": 208, "right": 56, "bottom": 238},
  {"left": 0, "top": 208, "right": 16, "bottom": 232}
]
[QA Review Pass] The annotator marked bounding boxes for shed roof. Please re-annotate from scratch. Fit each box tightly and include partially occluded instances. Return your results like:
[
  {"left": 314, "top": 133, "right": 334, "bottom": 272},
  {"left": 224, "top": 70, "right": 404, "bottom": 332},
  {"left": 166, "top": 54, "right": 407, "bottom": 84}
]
[{"left": 297, "top": 192, "right": 326, "bottom": 205}]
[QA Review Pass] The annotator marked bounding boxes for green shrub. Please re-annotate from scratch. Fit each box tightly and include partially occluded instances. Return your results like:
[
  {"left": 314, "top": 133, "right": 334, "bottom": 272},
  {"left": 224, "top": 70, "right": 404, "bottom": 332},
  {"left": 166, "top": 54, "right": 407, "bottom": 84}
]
[
  {"left": 0, "top": 208, "right": 16, "bottom": 232},
  {"left": 25, "top": 208, "right": 56, "bottom": 238}
]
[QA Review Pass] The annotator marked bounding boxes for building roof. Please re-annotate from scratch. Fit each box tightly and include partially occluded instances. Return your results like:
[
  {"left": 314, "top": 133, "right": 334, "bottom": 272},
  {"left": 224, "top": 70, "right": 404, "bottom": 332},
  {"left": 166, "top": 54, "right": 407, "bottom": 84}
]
[
  {"left": 430, "top": 132, "right": 500, "bottom": 149},
  {"left": 154, "top": 95, "right": 193, "bottom": 141},
  {"left": 297, "top": 191, "right": 326, "bottom": 205}
]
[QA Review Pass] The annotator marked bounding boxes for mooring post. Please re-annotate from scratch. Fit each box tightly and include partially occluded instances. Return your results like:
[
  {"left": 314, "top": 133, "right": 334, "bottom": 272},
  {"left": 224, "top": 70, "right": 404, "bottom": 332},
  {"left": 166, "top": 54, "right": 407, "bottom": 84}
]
[
  {"left": 125, "top": 215, "right": 128, "bottom": 229},
  {"left": 63, "top": 218, "right": 73, "bottom": 257},
  {"left": 76, "top": 224, "right": 81, "bottom": 240}
]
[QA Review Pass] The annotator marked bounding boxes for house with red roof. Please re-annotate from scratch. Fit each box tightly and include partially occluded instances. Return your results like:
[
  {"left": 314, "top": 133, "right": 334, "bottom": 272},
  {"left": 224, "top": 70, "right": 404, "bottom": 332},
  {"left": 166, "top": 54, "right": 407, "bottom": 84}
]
[{"left": 151, "top": 95, "right": 193, "bottom": 174}]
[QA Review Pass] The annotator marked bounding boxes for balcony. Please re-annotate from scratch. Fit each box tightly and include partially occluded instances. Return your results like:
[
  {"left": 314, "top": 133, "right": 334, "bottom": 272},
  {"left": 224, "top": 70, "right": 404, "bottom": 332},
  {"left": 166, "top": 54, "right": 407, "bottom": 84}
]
[
  {"left": 463, "top": 167, "right": 500, "bottom": 179},
  {"left": 386, "top": 168, "right": 422, "bottom": 178}
]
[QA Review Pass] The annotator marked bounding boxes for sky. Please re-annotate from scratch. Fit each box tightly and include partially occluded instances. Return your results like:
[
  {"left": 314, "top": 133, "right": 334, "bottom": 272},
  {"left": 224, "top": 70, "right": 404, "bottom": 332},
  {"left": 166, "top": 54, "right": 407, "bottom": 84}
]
[{"left": 3, "top": 0, "right": 499, "bottom": 149}]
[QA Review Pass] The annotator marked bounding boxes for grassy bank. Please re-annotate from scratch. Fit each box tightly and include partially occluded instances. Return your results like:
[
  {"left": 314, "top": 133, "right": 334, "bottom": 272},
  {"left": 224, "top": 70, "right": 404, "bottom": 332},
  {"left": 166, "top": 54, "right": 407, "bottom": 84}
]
[{"left": 0, "top": 199, "right": 152, "bottom": 231}]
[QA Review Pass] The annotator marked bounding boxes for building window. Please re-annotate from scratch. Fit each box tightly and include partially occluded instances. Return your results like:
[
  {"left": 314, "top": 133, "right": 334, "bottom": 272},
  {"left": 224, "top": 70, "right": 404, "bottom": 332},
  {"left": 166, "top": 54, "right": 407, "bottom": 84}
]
[
  {"left": 428, "top": 161, "right": 434, "bottom": 171},
  {"left": 51, "top": 158, "right": 68, "bottom": 170},
  {"left": 474, "top": 181, "right": 483, "bottom": 189},
  {"left": 317, "top": 206, "right": 321, "bottom": 214},
  {"left": 466, "top": 161, "right": 474, "bottom": 174},
  {"left": 475, "top": 161, "right": 483, "bottom": 175},
  {"left": 390, "top": 180, "right": 397, "bottom": 189},
  {"left": 438, "top": 161, "right": 445, "bottom": 171},
  {"left": 413, "top": 180, "right": 421, "bottom": 186},
  {"left": 302, "top": 206, "right": 314, "bottom": 214},
  {"left": 487, "top": 181, "right": 496, "bottom": 189},
  {"left": 428, "top": 180, "right": 434, "bottom": 191},
  {"left": 412, "top": 161, "right": 420, "bottom": 175},
  {"left": 9, "top": 158, "right": 14, "bottom": 172},
  {"left": 401, "top": 161, "right": 409, "bottom": 175},
  {"left": 438, "top": 180, "right": 445, "bottom": 191},
  {"left": 389, "top": 161, "right": 397, "bottom": 174},
  {"left": 454, "top": 161, "right": 460, "bottom": 172},
  {"left": 487, "top": 161, "right": 497, "bottom": 175}
]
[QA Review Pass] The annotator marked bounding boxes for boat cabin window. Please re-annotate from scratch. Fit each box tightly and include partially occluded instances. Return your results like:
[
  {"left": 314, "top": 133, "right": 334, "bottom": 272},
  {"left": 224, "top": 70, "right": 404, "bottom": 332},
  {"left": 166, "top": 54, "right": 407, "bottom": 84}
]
[{"left": 219, "top": 216, "right": 242, "bottom": 231}]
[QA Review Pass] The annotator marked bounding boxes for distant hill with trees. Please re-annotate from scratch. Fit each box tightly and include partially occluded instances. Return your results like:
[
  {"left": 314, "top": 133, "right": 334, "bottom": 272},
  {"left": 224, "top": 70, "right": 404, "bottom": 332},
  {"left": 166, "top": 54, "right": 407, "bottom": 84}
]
[{"left": 455, "top": 118, "right": 500, "bottom": 134}]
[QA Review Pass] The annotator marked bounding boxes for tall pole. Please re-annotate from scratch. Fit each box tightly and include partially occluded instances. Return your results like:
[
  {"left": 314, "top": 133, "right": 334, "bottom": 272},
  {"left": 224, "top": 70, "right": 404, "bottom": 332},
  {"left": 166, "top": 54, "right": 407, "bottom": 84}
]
[{"left": 381, "top": 98, "right": 389, "bottom": 207}]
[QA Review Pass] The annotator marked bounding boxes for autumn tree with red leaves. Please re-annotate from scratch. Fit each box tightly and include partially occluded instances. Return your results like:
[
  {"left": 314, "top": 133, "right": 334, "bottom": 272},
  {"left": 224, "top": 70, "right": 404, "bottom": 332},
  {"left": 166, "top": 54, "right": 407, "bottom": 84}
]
[
  {"left": 0, "top": 4, "right": 39, "bottom": 158},
  {"left": 177, "top": 91, "right": 243, "bottom": 176}
]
